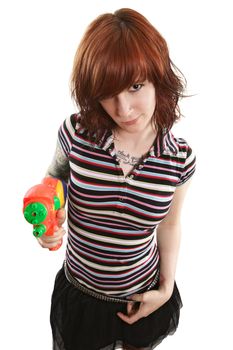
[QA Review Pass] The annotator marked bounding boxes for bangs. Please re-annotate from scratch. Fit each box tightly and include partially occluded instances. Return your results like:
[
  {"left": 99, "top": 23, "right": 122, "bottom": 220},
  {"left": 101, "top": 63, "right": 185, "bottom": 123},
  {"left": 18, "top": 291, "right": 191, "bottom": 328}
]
[{"left": 90, "top": 33, "right": 150, "bottom": 100}]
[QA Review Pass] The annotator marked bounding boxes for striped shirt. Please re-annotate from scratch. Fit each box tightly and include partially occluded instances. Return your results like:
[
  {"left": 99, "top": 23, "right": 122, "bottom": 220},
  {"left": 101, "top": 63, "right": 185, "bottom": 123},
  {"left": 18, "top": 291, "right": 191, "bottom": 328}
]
[{"left": 53, "top": 113, "right": 196, "bottom": 297}]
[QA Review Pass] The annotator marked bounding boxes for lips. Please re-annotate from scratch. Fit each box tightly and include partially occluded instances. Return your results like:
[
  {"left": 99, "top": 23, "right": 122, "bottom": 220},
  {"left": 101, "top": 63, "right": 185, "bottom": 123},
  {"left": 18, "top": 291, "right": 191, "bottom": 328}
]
[{"left": 122, "top": 116, "right": 139, "bottom": 126}]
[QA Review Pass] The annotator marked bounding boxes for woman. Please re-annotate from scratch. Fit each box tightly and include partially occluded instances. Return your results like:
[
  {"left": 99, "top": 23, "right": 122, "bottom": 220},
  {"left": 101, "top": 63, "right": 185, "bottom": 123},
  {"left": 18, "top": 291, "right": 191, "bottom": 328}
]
[{"left": 38, "top": 8, "right": 196, "bottom": 350}]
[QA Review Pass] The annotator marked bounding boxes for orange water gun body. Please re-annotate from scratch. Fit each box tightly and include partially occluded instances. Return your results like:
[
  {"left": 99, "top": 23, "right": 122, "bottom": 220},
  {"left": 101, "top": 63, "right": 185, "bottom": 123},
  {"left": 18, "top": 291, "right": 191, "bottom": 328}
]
[{"left": 23, "top": 177, "right": 67, "bottom": 251}]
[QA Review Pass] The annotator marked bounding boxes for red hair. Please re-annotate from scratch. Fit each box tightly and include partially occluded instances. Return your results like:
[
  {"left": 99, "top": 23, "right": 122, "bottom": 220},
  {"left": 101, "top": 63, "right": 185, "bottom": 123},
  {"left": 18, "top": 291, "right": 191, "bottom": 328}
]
[{"left": 71, "top": 8, "right": 186, "bottom": 142}]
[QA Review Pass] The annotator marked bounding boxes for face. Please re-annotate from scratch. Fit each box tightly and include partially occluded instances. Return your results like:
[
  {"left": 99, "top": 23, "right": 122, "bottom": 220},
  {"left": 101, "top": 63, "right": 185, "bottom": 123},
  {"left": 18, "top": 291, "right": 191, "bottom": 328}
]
[{"left": 99, "top": 80, "right": 156, "bottom": 134}]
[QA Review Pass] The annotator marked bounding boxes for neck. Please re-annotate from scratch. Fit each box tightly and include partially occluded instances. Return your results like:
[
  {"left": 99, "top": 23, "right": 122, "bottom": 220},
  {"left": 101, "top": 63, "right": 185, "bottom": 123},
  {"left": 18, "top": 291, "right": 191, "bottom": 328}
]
[{"left": 114, "top": 124, "right": 157, "bottom": 146}]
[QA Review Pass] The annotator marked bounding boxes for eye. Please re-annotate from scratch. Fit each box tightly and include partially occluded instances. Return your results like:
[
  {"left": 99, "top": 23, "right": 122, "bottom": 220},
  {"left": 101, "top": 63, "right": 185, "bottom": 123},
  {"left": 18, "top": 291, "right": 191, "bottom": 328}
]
[{"left": 129, "top": 83, "right": 144, "bottom": 92}]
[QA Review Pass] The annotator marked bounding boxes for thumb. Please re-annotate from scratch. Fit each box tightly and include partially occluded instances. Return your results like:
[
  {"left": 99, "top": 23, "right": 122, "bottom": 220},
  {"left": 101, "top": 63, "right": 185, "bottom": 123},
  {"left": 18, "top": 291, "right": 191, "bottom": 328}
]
[{"left": 127, "top": 293, "right": 143, "bottom": 303}]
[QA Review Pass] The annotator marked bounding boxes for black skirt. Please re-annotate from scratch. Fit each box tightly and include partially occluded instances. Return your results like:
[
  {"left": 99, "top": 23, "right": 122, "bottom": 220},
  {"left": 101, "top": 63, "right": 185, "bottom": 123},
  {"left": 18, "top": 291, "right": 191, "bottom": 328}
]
[{"left": 50, "top": 266, "right": 183, "bottom": 350}]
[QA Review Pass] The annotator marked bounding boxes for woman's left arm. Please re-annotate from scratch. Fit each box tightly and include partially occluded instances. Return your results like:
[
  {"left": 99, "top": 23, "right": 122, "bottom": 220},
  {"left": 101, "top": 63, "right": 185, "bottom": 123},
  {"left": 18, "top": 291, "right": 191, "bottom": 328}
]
[
  {"left": 157, "top": 178, "right": 193, "bottom": 297},
  {"left": 117, "top": 179, "right": 192, "bottom": 324}
]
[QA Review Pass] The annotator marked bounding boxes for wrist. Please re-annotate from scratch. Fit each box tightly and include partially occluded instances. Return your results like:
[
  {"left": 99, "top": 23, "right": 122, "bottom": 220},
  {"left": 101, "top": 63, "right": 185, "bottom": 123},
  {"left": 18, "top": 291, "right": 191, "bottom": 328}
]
[{"left": 159, "top": 277, "right": 174, "bottom": 299}]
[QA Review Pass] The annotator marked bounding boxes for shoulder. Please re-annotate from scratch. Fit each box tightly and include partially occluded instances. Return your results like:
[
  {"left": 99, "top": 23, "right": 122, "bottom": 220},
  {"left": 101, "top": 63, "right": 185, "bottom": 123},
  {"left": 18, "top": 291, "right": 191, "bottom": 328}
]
[
  {"left": 162, "top": 131, "right": 195, "bottom": 159},
  {"left": 58, "top": 113, "right": 83, "bottom": 156},
  {"left": 62, "top": 113, "right": 81, "bottom": 131},
  {"left": 167, "top": 133, "right": 196, "bottom": 164},
  {"left": 175, "top": 137, "right": 196, "bottom": 167},
  {"left": 162, "top": 131, "right": 196, "bottom": 186},
  {"left": 173, "top": 136, "right": 194, "bottom": 155},
  {"left": 59, "top": 113, "right": 88, "bottom": 139},
  {"left": 171, "top": 134, "right": 196, "bottom": 186}
]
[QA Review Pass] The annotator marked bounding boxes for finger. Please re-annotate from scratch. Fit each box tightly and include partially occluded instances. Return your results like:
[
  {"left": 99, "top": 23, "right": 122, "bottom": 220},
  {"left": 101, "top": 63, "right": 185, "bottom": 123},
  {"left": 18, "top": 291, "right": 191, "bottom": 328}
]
[
  {"left": 127, "top": 293, "right": 143, "bottom": 303},
  {"left": 44, "top": 228, "right": 66, "bottom": 241},
  {"left": 56, "top": 208, "right": 66, "bottom": 226},
  {"left": 127, "top": 302, "right": 135, "bottom": 316},
  {"left": 56, "top": 208, "right": 66, "bottom": 218},
  {"left": 37, "top": 237, "right": 62, "bottom": 249},
  {"left": 127, "top": 301, "right": 141, "bottom": 315},
  {"left": 117, "top": 311, "right": 141, "bottom": 325},
  {"left": 53, "top": 227, "right": 66, "bottom": 237},
  {"left": 37, "top": 237, "right": 51, "bottom": 248},
  {"left": 37, "top": 238, "right": 43, "bottom": 246},
  {"left": 38, "top": 229, "right": 66, "bottom": 246}
]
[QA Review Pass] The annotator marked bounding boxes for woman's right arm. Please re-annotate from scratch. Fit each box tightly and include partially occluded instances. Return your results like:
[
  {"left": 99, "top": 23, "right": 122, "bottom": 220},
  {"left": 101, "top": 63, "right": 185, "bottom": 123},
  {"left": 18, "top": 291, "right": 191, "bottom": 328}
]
[
  {"left": 37, "top": 114, "right": 78, "bottom": 249},
  {"left": 37, "top": 141, "right": 69, "bottom": 249}
]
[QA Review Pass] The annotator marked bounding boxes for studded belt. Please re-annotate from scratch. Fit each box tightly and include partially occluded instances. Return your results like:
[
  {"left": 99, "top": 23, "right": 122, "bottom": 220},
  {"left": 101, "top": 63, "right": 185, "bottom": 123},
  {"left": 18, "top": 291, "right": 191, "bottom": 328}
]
[{"left": 64, "top": 260, "right": 160, "bottom": 304}]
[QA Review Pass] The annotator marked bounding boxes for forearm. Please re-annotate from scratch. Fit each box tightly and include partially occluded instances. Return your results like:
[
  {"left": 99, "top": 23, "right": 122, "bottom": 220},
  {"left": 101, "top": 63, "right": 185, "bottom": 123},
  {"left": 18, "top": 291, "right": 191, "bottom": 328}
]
[{"left": 156, "top": 223, "right": 182, "bottom": 295}]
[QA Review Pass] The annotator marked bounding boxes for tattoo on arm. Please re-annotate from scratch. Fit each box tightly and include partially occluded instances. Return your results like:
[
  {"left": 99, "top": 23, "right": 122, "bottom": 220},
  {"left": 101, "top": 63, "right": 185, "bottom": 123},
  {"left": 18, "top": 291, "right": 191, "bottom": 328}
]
[{"left": 46, "top": 141, "right": 70, "bottom": 182}]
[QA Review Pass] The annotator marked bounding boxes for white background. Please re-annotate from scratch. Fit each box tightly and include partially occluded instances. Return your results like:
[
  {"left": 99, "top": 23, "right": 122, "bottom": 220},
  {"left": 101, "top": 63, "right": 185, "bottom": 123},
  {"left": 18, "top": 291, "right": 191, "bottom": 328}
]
[{"left": 0, "top": 0, "right": 232, "bottom": 349}]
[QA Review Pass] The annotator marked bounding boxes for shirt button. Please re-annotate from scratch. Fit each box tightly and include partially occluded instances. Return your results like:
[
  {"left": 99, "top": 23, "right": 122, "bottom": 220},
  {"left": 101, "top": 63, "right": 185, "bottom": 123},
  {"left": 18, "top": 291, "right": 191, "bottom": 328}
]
[
  {"left": 119, "top": 197, "right": 124, "bottom": 201},
  {"left": 128, "top": 175, "right": 134, "bottom": 179},
  {"left": 138, "top": 165, "right": 143, "bottom": 169}
]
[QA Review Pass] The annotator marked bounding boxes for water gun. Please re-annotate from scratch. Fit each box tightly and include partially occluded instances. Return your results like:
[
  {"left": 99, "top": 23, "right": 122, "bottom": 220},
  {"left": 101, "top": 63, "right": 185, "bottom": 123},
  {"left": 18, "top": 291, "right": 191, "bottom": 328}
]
[{"left": 23, "top": 177, "right": 67, "bottom": 251}]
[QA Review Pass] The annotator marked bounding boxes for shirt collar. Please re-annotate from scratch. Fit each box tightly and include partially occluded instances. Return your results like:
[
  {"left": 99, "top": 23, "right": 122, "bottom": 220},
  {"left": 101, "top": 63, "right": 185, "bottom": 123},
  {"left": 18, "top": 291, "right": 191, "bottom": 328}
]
[
  {"left": 99, "top": 129, "right": 179, "bottom": 157},
  {"left": 99, "top": 130, "right": 113, "bottom": 151},
  {"left": 148, "top": 130, "right": 179, "bottom": 157},
  {"left": 156, "top": 130, "right": 179, "bottom": 157}
]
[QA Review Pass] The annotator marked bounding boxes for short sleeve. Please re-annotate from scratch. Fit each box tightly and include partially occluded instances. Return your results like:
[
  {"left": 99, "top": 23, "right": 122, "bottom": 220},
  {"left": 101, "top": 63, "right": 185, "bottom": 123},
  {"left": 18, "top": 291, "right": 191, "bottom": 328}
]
[
  {"left": 58, "top": 114, "right": 79, "bottom": 158},
  {"left": 46, "top": 114, "right": 79, "bottom": 182},
  {"left": 176, "top": 142, "right": 196, "bottom": 186}
]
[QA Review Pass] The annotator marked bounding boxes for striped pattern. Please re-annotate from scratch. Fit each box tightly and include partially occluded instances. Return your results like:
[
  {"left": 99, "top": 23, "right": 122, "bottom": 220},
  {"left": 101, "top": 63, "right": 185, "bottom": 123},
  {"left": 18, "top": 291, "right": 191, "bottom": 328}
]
[{"left": 58, "top": 114, "right": 196, "bottom": 297}]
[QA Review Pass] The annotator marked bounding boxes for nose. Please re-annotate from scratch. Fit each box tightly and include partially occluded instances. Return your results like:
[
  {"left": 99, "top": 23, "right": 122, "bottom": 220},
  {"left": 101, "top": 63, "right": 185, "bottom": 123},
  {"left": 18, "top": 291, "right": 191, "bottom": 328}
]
[{"left": 114, "top": 93, "right": 132, "bottom": 119}]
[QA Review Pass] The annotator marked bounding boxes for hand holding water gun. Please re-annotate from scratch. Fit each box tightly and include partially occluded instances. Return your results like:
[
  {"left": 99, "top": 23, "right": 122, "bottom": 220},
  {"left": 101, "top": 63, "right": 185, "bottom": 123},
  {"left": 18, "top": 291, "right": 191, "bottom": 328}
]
[{"left": 23, "top": 177, "right": 67, "bottom": 251}]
